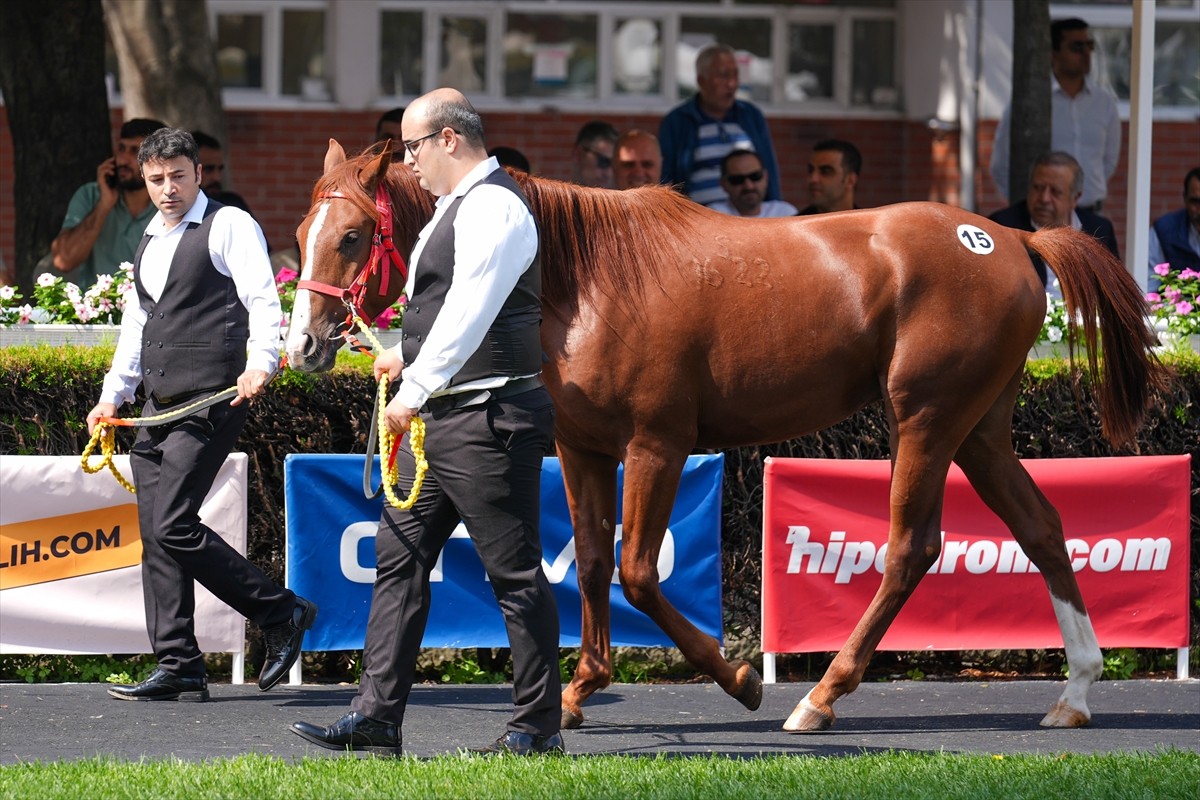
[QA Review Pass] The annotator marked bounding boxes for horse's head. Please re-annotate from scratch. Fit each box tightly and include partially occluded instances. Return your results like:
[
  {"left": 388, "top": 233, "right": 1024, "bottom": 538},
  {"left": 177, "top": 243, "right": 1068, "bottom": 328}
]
[{"left": 285, "top": 139, "right": 432, "bottom": 372}]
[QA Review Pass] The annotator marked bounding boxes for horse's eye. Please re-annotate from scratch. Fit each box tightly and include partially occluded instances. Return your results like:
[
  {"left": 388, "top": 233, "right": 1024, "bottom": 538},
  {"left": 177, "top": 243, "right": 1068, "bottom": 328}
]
[{"left": 341, "top": 231, "right": 361, "bottom": 248}]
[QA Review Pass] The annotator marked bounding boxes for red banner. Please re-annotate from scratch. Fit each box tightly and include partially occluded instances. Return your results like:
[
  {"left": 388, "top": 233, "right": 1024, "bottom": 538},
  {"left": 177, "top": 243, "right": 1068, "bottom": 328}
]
[{"left": 762, "top": 456, "right": 1191, "bottom": 652}]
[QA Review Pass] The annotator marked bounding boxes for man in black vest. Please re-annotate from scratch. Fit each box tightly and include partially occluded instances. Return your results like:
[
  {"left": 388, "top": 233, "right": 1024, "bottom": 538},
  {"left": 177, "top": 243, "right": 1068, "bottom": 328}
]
[
  {"left": 86, "top": 128, "right": 315, "bottom": 703},
  {"left": 1148, "top": 166, "right": 1200, "bottom": 292},
  {"left": 291, "top": 89, "right": 561, "bottom": 756}
]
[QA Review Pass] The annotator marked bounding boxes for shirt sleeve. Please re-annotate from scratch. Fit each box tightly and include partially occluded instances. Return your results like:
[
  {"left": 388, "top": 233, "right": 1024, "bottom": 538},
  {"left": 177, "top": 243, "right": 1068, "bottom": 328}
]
[
  {"left": 1147, "top": 228, "right": 1164, "bottom": 273},
  {"left": 60, "top": 183, "right": 100, "bottom": 231},
  {"left": 210, "top": 207, "right": 282, "bottom": 375},
  {"left": 990, "top": 106, "right": 1011, "bottom": 202},
  {"left": 1102, "top": 93, "right": 1121, "bottom": 182},
  {"left": 99, "top": 286, "right": 147, "bottom": 407},
  {"left": 395, "top": 185, "right": 538, "bottom": 411}
]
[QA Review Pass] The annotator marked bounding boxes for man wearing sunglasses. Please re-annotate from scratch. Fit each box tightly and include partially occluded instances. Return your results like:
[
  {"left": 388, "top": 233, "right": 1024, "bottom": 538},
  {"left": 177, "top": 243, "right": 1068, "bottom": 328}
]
[
  {"left": 711, "top": 149, "right": 797, "bottom": 218},
  {"left": 990, "top": 17, "right": 1120, "bottom": 214},
  {"left": 570, "top": 120, "right": 619, "bottom": 188}
]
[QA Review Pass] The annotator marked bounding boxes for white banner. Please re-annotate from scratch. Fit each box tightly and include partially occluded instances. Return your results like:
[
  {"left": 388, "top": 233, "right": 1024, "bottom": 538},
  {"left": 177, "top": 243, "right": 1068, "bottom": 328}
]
[{"left": 0, "top": 454, "right": 247, "bottom": 658}]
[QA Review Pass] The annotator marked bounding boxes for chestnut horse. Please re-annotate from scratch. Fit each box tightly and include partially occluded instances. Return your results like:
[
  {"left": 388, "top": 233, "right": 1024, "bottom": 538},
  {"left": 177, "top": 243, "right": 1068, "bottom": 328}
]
[{"left": 286, "top": 141, "right": 1164, "bottom": 733}]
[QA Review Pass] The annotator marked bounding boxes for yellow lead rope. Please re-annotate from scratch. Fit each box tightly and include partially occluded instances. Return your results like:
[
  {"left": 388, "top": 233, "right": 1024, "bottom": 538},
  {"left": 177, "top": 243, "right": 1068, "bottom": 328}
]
[
  {"left": 81, "top": 423, "right": 137, "bottom": 493},
  {"left": 351, "top": 313, "right": 428, "bottom": 510}
]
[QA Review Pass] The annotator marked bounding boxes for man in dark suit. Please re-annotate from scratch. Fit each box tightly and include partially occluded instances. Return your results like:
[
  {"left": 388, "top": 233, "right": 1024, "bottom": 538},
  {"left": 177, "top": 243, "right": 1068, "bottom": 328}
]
[{"left": 989, "top": 151, "right": 1118, "bottom": 290}]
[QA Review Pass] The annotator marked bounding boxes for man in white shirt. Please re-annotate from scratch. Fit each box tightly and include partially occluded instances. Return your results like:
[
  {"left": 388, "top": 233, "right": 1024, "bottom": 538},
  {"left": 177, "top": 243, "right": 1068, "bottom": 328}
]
[
  {"left": 87, "top": 128, "right": 315, "bottom": 703},
  {"left": 711, "top": 149, "right": 798, "bottom": 218},
  {"left": 291, "top": 88, "right": 563, "bottom": 757},
  {"left": 991, "top": 17, "right": 1121, "bottom": 212}
]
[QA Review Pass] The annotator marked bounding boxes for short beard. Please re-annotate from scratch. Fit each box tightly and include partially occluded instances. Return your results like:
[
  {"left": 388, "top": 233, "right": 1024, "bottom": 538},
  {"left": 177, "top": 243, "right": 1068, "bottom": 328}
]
[{"left": 118, "top": 174, "right": 145, "bottom": 192}]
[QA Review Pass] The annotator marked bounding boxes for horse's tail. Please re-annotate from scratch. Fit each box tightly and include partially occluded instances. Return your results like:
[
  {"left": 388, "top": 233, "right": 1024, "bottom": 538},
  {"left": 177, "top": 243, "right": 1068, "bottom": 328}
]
[{"left": 1021, "top": 227, "right": 1168, "bottom": 448}]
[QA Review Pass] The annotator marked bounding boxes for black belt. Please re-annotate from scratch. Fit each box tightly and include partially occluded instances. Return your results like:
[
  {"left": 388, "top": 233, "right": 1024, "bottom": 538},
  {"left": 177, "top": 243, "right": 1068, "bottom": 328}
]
[{"left": 423, "top": 375, "right": 543, "bottom": 414}]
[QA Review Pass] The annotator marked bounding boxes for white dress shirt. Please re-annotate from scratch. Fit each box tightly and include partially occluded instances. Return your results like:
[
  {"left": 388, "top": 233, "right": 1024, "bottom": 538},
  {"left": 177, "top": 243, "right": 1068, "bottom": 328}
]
[
  {"left": 990, "top": 75, "right": 1121, "bottom": 207},
  {"left": 708, "top": 199, "right": 799, "bottom": 218},
  {"left": 394, "top": 157, "right": 539, "bottom": 411},
  {"left": 100, "top": 193, "right": 281, "bottom": 406}
]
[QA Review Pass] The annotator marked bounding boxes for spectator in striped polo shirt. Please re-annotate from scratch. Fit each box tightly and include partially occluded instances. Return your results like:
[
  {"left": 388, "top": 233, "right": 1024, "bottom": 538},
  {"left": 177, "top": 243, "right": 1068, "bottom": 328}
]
[{"left": 658, "top": 43, "right": 782, "bottom": 207}]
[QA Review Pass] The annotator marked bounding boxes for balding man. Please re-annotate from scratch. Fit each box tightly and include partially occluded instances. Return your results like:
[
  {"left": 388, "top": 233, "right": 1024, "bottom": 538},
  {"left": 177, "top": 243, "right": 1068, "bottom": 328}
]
[
  {"left": 291, "top": 88, "right": 562, "bottom": 758},
  {"left": 613, "top": 129, "right": 663, "bottom": 190}
]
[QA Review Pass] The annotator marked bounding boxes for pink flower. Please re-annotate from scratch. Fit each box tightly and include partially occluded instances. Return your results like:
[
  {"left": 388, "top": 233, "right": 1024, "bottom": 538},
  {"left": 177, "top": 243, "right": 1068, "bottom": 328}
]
[
  {"left": 1145, "top": 292, "right": 1160, "bottom": 303},
  {"left": 1153, "top": 262, "right": 1171, "bottom": 276},
  {"left": 1177, "top": 301, "right": 1194, "bottom": 316},
  {"left": 374, "top": 307, "right": 396, "bottom": 329},
  {"left": 276, "top": 267, "right": 299, "bottom": 284},
  {"left": 1179, "top": 269, "right": 1199, "bottom": 280}
]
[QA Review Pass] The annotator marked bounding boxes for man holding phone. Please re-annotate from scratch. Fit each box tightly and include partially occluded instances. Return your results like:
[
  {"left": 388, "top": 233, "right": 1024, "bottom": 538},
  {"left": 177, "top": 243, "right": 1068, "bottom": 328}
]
[{"left": 48, "top": 118, "right": 166, "bottom": 288}]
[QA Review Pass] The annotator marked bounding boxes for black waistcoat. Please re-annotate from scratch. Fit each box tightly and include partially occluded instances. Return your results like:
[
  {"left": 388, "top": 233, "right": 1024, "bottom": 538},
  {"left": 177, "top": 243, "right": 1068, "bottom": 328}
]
[
  {"left": 400, "top": 168, "right": 541, "bottom": 387},
  {"left": 134, "top": 200, "right": 249, "bottom": 403}
]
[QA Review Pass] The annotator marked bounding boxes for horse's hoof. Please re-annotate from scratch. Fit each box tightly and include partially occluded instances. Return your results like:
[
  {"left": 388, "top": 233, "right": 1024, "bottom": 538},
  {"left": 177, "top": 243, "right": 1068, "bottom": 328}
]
[
  {"left": 783, "top": 698, "right": 835, "bottom": 733},
  {"left": 1039, "top": 700, "right": 1090, "bottom": 728},
  {"left": 561, "top": 706, "right": 584, "bottom": 730},
  {"left": 732, "top": 661, "right": 763, "bottom": 711}
]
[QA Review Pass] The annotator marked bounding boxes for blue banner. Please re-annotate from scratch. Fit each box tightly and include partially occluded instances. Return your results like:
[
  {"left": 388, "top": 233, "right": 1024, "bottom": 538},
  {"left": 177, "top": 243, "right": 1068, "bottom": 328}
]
[{"left": 285, "top": 453, "right": 724, "bottom": 650}]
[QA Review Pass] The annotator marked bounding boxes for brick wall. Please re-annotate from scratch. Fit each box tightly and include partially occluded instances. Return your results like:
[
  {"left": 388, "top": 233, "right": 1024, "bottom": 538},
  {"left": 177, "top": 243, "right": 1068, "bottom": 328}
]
[{"left": 1, "top": 107, "right": 1196, "bottom": 276}]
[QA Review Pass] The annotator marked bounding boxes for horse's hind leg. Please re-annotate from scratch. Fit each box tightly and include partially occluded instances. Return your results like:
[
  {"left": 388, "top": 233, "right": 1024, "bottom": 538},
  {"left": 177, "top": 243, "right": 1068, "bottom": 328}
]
[
  {"left": 619, "top": 440, "right": 762, "bottom": 711},
  {"left": 556, "top": 442, "right": 620, "bottom": 729},
  {"left": 784, "top": 424, "right": 955, "bottom": 732},
  {"left": 951, "top": 396, "right": 1102, "bottom": 727}
]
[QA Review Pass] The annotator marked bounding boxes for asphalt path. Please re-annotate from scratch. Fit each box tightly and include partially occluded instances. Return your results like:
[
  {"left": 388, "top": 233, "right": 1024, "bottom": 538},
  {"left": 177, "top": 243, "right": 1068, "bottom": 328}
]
[{"left": 1, "top": 679, "right": 1196, "bottom": 763}]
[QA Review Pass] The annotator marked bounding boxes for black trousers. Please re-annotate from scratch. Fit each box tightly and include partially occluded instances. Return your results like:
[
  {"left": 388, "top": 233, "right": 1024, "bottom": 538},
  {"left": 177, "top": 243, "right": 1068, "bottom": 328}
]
[
  {"left": 130, "top": 397, "right": 293, "bottom": 677},
  {"left": 352, "top": 386, "right": 560, "bottom": 737}
]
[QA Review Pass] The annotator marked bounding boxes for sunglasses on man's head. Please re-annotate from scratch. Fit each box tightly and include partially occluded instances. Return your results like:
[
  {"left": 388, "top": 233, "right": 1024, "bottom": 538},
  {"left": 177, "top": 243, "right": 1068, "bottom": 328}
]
[
  {"left": 724, "top": 170, "right": 764, "bottom": 186},
  {"left": 582, "top": 145, "right": 612, "bottom": 170}
]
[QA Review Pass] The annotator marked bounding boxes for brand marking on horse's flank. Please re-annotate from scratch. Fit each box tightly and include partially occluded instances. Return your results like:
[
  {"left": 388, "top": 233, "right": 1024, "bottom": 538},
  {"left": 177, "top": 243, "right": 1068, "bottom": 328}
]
[{"left": 956, "top": 224, "right": 995, "bottom": 255}]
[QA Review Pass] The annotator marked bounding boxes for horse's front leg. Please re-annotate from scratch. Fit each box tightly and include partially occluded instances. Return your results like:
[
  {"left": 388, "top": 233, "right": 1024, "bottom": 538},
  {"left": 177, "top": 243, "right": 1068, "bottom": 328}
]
[
  {"left": 619, "top": 441, "right": 762, "bottom": 712},
  {"left": 556, "top": 442, "right": 620, "bottom": 729}
]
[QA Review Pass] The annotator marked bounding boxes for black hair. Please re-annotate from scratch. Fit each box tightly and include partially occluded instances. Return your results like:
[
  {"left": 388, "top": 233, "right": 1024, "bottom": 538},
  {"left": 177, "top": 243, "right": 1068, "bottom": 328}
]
[
  {"left": 1184, "top": 167, "right": 1200, "bottom": 194},
  {"left": 1051, "top": 18, "right": 1089, "bottom": 51},
  {"left": 119, "top": 118, "right": 167, "bottom": 140},
  {"left": 489, "top": 146, "right": 531, "bottom": 173},
  {"left": 575, "top": 120, "right": 619, "bottom": 148},
  {"left": 137, "top": 128, "right": 199, "bottom": 169},
  {"left": 813, "top": 139, "right": 862, "bottom": 176},
  {"left": 190, "top": 130, "right": 221, "bottom": 150},
  {"left": 719, "top": 148, "right": 762, "bottom": 177}
]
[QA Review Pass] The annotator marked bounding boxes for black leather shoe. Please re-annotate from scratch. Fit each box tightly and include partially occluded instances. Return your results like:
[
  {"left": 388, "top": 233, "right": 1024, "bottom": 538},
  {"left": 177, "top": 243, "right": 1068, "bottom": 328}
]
[
  {"left": 291, "top": 711, "right": 402, "bottom": 756},
  {"left": 107, "top": 669, "right": 209, "bottom": 702},
  {"left": 258, "top": 596, "right": 317, "bottom": 691},
  {"left": 470, "top": 730, "right": 566, "bottom": 756}
]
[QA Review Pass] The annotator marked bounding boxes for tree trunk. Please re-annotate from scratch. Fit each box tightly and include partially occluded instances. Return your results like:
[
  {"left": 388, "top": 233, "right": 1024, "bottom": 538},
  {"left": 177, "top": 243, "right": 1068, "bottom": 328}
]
[
  {"left": 102, "top": 0, "right": 227, "bottom": 162},
  {"left": 0, "top": 0, "right": 111, "bottom": 295},
  {"left": 1008, "top": 0, "right": 1052, "bottom": 204}
]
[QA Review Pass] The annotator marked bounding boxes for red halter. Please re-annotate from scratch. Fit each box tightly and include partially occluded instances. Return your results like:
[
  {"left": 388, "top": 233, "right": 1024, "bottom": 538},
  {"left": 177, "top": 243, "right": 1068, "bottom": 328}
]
[{"left": 297, "top": 183, "right": 408, "bottom": 326}]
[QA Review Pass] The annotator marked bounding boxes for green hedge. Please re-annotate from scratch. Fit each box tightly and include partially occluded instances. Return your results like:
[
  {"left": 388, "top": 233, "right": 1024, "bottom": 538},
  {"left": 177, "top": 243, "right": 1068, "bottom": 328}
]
[{"left": 2, "top": 344, "right": 1197, "bottom": 678}]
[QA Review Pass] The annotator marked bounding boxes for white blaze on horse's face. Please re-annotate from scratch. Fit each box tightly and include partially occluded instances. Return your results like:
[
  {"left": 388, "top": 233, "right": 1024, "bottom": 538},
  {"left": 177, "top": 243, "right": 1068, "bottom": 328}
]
[{"left": 284, "top": 199, "right": 332, "bottom": 364}]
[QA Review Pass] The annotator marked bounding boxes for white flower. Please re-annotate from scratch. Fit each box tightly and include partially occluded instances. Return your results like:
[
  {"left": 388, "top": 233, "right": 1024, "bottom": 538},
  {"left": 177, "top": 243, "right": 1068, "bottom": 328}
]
[
  {"left": 65, "top": 283, "right": 82, "bottom": 301},
  {"left": 36, "top": 273, "right": 58, "bottom": 288},
  {"left": 18, "top": 304, "right": 34, "bottom": 324},
  {"left": 0, "top": 286, "right": 15, "bottom": 300},
  {"left": 1046, "top": 325, "right": 1063, "bottom": 343}
]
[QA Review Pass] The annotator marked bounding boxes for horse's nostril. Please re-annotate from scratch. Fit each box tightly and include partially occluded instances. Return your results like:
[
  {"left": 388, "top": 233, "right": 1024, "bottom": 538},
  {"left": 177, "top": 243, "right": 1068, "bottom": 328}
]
[{"left": 300, "top": 332, "right": 318, "bottom": 359}]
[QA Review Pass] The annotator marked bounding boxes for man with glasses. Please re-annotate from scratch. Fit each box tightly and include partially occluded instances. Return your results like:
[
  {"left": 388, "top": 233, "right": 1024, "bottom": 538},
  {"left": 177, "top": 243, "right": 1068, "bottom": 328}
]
[
  {"left": 990, "top": 17, "right": 1121, "bottom": 213},
  {"left": 291, "top": 88, "right": 563, "bottom": 757},
  {"left": 570, "top": 119, "right": 619, "bottom": 188},
  {"left": 659, "top": 42, "right": 782, "bottom": 207},
  {"left": 711, "top": 149, "right": 796, "bottom": 218}
]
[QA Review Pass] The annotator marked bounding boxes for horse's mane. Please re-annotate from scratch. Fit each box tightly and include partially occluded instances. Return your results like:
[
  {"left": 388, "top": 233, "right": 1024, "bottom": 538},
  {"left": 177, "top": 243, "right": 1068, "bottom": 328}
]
[
  {"left": 317, "top": 150, "right": 707, "bottom": 309},
  {"left": 511, "top": 173, "right": 705, "bottom": 309}
]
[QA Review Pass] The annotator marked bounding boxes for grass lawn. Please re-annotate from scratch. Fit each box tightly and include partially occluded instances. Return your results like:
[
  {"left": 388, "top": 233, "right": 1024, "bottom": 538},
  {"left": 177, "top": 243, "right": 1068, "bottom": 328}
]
[{"left": 1, "top": 749, "right": 1196, "bottom": 800}]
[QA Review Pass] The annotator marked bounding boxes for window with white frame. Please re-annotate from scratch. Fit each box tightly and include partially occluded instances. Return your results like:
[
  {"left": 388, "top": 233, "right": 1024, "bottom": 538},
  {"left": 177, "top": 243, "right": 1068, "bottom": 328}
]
[
  {"left": 210, "top": 0, "right": 329, "bottom": 100},
  {"left": 377, "top": 1, "right": 900, "bottom": 112}
]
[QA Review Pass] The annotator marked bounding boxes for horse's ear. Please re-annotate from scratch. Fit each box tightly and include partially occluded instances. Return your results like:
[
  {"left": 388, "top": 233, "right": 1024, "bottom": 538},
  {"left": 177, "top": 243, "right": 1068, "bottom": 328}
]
[
  {"left": 324, "top": 139, "right": 347, "bottom": 175},
  {"left": 358, "top": 148, "right": 392, "bottom": 194}
]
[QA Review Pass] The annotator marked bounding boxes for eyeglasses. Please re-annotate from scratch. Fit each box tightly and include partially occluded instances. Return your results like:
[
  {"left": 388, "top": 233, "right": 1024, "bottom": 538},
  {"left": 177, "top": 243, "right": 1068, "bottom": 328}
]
[
  {"left": 1066, "top": 40, "right": 1096, "bottom": 54},
  {"left": 402, "top": 129, "right": 443, "bottom": 158},
  {"left": 581, "top": 145, "right": 612, "bottom": 170},
  {"left": 724, "top": 170, "right": 764, "bottom": 186}
]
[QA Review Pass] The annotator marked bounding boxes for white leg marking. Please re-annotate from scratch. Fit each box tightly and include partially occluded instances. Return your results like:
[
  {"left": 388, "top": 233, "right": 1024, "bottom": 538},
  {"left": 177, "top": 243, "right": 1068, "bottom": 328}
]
[
  {"left": 284, "top": 202, "right": 330, "bottom": 358},
  {"left": 1045, "top": 593, "right": 1102, "bottom": 726}
]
